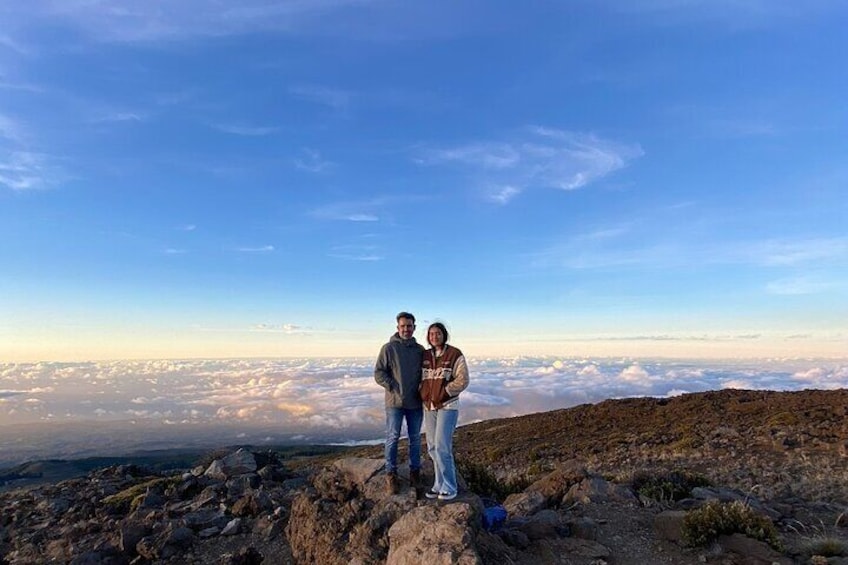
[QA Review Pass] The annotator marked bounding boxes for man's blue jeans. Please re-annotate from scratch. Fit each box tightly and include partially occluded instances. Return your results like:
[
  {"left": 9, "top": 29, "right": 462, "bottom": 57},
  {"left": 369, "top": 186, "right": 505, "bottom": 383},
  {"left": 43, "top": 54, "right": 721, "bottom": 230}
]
[
  {"left": 424, "top": 408, "right": 459, "bottom": 496},
  {"left": 385, "top": 406, "right": 423, "bottom": 474}
]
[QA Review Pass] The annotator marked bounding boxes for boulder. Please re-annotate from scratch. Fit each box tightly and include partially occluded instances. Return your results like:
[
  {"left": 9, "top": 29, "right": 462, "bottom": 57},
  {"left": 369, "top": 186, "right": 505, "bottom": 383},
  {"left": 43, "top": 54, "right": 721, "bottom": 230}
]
[{"left": 387, "top": 502, "right": 482, "bottom": 565}]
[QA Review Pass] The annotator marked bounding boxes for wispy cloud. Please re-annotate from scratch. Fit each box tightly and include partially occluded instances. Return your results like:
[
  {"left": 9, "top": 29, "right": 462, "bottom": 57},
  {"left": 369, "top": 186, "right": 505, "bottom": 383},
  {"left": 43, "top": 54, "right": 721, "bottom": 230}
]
[
  {"left": 0, "top": 34, "right": 31, "bottom": 56},
  {"left": 294, "top": 148, "right": 334, "bottom": 173},
  {"left": 751, "top": 237, "right": 848, "bottom": 267},
  {"left": 0, "top": 113, "right": 26, "bottom": 143},
  {"left": 289, "top": 84, "right": 352, "bottom": 112},
  {"left": 232, "top": 245, "right": 275, "bottom": 253},
  {"left": 766, "top": 276, "right": 837, "bottom": 296},
  {"left": 311, "top": 199, "right": 384, "bottom": 222},
  {"left": 92, "top": 111, "right": 146, "bottom": 124},
  {"left": 252, "top": 323, "right": 309, "bottom": 334},
  {"left": 7, "top": 0, "right": 375, "bottom": 43},
  {"left": 0, "top": 151, "right": 61, "bottom": 191},
  {"left": 210, "top": 122, "right": 279, "bottom": 136},
  {"left": 328, "top": 244, "right": 384, "bottom": 262},
  {"left": 418, "top": 127, "right": 643, "bottom": 203},
  {"left": 534, "top": 229, "right": 848, "bottom": 272}
]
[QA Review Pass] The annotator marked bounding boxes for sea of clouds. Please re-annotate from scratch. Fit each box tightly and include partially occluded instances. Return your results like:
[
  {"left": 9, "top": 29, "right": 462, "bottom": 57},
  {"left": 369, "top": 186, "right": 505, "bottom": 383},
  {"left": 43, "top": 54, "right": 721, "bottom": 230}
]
[{"left": 1, "top": 357, "right": 846, "bottom": 466}]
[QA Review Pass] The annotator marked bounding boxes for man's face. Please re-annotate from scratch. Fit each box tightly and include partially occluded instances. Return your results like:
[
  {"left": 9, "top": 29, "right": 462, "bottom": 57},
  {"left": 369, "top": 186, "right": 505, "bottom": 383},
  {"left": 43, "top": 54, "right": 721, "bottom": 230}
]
[{"left": 397, "top": 318, "right": 415, "bottom": 340}]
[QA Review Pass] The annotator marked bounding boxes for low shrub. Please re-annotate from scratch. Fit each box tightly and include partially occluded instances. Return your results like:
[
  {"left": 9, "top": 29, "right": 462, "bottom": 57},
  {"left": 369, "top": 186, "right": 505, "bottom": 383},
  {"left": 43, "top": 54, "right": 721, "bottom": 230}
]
[
  {"left": 682, "top": 500, "right": 782, "bottom": 550},
  {"left": 631, "top": 470, "right": 710, "bottom": 503},
  {"left": 803, "top": 536, "right": 847, "bottom": 558},
  {"left": 456, "top": 458, "right": 529, "bottom": 500}
]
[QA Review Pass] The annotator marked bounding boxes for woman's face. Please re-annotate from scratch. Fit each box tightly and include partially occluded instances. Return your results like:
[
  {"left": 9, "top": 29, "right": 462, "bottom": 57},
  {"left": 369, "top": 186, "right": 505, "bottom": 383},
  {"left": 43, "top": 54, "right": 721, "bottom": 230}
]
[{"left": 428, "top": 327, "right": 445, "bottom": 347}]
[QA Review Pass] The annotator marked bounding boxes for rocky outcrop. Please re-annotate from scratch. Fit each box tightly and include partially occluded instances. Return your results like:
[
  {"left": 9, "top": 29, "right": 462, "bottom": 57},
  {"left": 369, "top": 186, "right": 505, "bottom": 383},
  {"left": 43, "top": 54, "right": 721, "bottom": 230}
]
[{"left": 0, "top": 450, "right": 295, "bottom": 564}]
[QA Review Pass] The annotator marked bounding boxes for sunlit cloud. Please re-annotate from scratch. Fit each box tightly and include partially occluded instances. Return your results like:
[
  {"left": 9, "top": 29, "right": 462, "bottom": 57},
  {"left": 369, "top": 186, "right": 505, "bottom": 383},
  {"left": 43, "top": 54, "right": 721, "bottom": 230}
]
[
  {"left": 252, "top": 323, "right": 309, "bottom": 335},
  {"left": 619, "top": 364, "right": 651, "bottom": 382},
  {"left": 1, "top": 357, "right": 846, "bottom": 465}
]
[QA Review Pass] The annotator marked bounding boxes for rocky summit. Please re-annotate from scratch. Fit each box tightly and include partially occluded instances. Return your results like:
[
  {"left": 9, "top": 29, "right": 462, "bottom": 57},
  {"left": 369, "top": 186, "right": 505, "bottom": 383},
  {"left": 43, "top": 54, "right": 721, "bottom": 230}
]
[{"left": 1, "top": 388, "right": 847, "bottom": 564}]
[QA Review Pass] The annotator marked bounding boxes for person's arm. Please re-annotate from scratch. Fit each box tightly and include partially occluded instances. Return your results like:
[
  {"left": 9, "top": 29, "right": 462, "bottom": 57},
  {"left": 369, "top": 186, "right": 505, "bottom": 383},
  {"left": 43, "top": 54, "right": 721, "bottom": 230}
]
[
  {"left": 374, "top": 344, "right": 394, "bottom": 390},
  {"left": 446, "top": 354, "right": 469, "bottom": 396}
]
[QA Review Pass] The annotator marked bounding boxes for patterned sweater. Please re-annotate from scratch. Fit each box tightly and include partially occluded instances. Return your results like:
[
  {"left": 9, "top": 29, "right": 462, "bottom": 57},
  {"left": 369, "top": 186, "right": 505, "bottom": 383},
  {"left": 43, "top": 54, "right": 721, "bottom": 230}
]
[{"left": 420, "top": 344, "right": 469, "bottom": 410}]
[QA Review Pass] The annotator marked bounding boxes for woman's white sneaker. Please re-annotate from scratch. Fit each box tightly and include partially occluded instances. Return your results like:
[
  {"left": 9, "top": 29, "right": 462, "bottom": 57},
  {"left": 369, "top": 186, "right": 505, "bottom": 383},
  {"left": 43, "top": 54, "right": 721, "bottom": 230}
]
[
  {"left": 437, "top": 492, "right": 457, "bottom": 501},
  {"left": 425, "top": 489, "right": 440, "bottom": 499}
]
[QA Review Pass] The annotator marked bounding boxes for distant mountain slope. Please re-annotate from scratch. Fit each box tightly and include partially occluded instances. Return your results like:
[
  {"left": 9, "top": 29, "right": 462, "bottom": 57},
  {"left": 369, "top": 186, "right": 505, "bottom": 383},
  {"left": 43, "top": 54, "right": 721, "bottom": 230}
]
[{"left": 452, "top": 388, "right": 848, "bottom": 503}]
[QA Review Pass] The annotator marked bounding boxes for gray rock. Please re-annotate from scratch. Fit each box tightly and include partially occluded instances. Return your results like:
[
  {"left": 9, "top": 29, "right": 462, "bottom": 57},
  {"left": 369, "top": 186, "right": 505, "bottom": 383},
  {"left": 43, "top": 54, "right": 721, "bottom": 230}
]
[
  {"left": 387, "top": 502, "right": 482, "bottom": 565},
  {"left": 221, "top": 518, "right": 242, "bottom": 536},
  {"left": 653, "top": 510, "right": 687, "bottom": 543},
  {"left": 503, "top": 491, "right": 547, "bottom": 517},
  {"left": 563, "top": 477, "right": 638, "bottom": 506},
  {"left": 332, "top": 457, "right": 386, "bottom": 487},
  {"left": 221, "top": 449, "right": 258, "bottom": 477},
  {"left": 717, "top": 533, "right": 792, "bottom": 565},
  {"left": 518, "top": 509, "right": 562, "bottom": 541}
]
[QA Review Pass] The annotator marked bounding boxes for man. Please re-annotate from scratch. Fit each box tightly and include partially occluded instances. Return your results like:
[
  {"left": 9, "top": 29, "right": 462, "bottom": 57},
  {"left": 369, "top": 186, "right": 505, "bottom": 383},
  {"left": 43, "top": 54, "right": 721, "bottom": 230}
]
[{"left": 374, "top": 311, "right": 425, "bottom": 494}]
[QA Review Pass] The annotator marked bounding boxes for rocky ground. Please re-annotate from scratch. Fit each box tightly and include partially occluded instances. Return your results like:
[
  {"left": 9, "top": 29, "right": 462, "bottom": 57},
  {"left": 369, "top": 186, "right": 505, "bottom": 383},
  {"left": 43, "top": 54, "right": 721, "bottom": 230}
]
[{"left": 1, "top": 388, "right": 847, "bottom": 564}]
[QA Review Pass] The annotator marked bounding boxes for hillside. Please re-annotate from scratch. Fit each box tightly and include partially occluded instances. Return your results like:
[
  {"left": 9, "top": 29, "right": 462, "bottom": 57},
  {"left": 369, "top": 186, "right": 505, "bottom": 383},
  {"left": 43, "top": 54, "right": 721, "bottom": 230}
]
[{"left": 454, "top": 388, "right": 848, "bottom": 503}]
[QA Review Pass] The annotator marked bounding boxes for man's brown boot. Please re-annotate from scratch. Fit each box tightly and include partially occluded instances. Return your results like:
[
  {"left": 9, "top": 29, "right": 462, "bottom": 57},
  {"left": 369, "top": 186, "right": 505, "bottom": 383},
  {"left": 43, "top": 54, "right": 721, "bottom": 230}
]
[
  {"left": 409, "top": 469, "right": 420, "bottom": 488},
  {"left": 386, "top": 473, "right": 399, "bottom": 495}
]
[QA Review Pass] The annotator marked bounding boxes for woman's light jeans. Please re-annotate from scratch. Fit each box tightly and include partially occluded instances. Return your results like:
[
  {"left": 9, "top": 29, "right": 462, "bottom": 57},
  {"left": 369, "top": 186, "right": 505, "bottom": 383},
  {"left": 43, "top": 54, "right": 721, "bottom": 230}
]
[{"left": 424, "top": 408, "right": 459, "bottom": 495}]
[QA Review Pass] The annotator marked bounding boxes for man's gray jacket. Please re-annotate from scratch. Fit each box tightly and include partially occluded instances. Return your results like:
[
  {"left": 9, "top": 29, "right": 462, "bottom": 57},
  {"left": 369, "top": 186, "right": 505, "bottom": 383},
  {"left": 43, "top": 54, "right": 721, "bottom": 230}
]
[{"left": 374, "top": 333, "right": 424, "bottom": 409}]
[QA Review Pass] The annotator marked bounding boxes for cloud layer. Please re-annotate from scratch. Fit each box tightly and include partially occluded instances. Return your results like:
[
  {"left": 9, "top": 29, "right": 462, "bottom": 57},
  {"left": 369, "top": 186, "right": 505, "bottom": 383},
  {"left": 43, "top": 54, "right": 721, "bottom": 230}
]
[{"left": 1, "top": 356, "right": 845, "bottom": 465}]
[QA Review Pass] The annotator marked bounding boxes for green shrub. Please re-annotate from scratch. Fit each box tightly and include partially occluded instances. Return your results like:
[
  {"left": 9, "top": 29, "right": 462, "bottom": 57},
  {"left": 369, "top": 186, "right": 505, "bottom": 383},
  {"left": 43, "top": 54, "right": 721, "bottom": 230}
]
[
  {"left": 803, "top": 536, "right": 847, "bottom": 558},
  {"left": 631, "top": 470, "right": 710, "bottom": 503},
  {"left": 682, "top": 500, "right": 783, "bottom": 550},
  {"left": 101, "top": 476, "right": 180, "bottom": 513},
  {"left": 456, "top": 458, "right": 529, "bottom": 500}
]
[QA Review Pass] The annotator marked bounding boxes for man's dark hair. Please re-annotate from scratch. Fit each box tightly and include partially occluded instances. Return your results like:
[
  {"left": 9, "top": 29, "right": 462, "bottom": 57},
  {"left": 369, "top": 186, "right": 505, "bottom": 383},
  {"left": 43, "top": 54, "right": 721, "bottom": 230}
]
[
  {"left": 396, "top": 311, "right": 416, "bottom": 324},
  {"left": 427, "top": 322, "right": 449, "bottom": 346}
]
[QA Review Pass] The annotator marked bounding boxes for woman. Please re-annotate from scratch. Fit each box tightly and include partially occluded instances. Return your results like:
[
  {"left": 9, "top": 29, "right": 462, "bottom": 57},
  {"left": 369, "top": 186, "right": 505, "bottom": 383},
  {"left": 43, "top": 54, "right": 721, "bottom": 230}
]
[{"left": 419, "top": 321, "right": 469, "bottom": 501}]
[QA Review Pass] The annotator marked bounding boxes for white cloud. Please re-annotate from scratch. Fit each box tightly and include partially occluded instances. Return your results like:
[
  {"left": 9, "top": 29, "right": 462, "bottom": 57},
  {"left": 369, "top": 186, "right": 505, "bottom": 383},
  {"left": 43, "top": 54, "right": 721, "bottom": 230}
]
[
  {"left": 9, "top": 0, "right": 375, "bottom": 43},
  {"left": 211, "top": 123, "right": 279, "bottom": 136},
  {"left": 294, "top": 148, "right": 334, "bottom": 173},
  {"left": 312, "top": 201, "right": 382, "bottom": 222},
  {"left": 93, "top": 111, "right": 146, "bottom": 123},
  {"left": 754, "top": 237, "right": 848, "bottom": 267},
  {"left": 1, "top": 357, "right": 847, "bottom": 465},
  {"left": 289, "top": 84, "right": 351, "bottom": 112},
  {"left": 0, "top": 151, "right": 60, "bottom": 191},
  {"left": 419, "top": 127, "right": 642, "bottom": 203},
  {"left": 233, "top": 245, "right": 274, "bottom": 253},
  {"left": 766, "top": 276, "right": 836, "bottom": 295},
  {"left": 619, "top": 364, "right": 650, "bottom": 382},
  {"left": 486, "top": 185, "right": 521, "bottom": 205},
  {"left": 0, "top": 114, "right": 26, "bottom": 142}
]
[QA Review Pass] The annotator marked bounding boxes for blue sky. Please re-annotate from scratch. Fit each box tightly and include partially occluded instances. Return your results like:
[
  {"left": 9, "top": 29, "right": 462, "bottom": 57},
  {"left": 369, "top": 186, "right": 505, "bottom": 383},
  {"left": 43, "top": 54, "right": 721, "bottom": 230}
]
[{"left": 1, "top": 1, "right": 846, "bottom": 361}]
